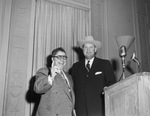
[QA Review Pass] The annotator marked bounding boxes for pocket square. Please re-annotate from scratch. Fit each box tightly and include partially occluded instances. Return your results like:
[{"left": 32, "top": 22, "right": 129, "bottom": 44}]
[{"left": 95, "top": 71, "right": 102, "bottom": 75}]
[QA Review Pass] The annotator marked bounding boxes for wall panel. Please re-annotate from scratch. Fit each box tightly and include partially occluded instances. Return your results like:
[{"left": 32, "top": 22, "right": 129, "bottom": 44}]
[{"left": 2, "top": 0, "right": 32, "bottom": 116}]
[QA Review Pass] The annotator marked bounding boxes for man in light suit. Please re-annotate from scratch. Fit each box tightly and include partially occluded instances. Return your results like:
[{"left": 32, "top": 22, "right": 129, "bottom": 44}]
[
  {"left": 34, "top": 47, "right": 75, "bottom": 116},
  {"left": 71, "top": 36, "right": 116, "bottom": 116}
]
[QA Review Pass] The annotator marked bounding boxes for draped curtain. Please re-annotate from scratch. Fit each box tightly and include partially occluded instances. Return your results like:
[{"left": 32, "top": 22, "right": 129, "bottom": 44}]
[{"left": 32, "top": 0, "right": 90, "bottom": 74}]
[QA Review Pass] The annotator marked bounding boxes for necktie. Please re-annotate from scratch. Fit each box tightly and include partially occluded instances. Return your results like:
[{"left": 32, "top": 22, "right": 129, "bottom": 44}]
[
  {"left": 86, "top": 61, "right": 90, "bottom": 72},
  {"left": 60, "top": 71, "right": 70, "bottom": 88},
  {"left": 60, "top": 71, "right": 72, "bottom": 99}
]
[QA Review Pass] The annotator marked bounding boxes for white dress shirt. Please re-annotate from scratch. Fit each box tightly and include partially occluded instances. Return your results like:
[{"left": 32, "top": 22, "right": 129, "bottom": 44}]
[{"left": 85, "top": 57, "right": 95, "bottom": 68}]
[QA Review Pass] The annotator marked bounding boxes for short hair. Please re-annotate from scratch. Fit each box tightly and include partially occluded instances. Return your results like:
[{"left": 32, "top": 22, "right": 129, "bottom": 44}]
[{"left": 51, "top": 47, "right": 66, "bottom": 56}]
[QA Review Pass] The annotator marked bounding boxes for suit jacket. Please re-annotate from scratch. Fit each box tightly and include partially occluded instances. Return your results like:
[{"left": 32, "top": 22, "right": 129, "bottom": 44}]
[
  {"left": 34, "top": 67, "right": 75, "bottom": 116},
  {"left": 72, "top": 57, "right": 116, "bottom": 116}
]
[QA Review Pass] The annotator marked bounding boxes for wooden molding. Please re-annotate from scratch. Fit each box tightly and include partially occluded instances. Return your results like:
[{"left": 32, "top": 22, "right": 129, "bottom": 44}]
[{"left": 45, "top": 0, "right": 91, "bottom": 10}]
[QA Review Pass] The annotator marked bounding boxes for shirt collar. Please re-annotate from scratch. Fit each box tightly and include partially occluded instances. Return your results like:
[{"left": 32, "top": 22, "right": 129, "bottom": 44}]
[{"left": 85, "top": 57, "right": 95, "bottom": 67}]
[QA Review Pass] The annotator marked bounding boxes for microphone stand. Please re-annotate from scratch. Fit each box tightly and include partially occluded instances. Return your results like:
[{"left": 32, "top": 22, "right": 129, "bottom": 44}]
[
  {"left": 118, "top": 46, "right": 127, "bottom": 81},
  {"left": 121, "top": 56, "right": 126, "bottom": 80},
  {"left": 131, "top": 52, "right": 142, "bottom": 73},
  {"left": 134, "top": 58, "right": 141, "bottom": 73}
]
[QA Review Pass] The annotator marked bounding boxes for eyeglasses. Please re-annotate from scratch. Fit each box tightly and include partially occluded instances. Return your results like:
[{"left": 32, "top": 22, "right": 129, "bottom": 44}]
[{"left": 53, "top": 55, "right": 68, "bottom": 60}]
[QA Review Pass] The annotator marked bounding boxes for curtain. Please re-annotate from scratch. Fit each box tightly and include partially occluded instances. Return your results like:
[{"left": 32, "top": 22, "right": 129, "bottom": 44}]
[{"left": 32, "top": 0, "right": 90, "bottom": 74}]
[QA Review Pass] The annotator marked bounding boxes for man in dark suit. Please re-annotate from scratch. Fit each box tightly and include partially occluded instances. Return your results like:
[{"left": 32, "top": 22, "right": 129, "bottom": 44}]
[
  {"left": 71, "top": 36, "right": 116, "bottom": 116},
  {"left": 34, "top": 47, "right": 76, "bottom": 116}
]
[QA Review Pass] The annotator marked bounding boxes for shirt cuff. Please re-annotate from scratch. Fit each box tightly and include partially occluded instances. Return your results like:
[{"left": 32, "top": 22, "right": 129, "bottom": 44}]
[{"left": 48, "top": 75, "right": 53, "bottom": 85}]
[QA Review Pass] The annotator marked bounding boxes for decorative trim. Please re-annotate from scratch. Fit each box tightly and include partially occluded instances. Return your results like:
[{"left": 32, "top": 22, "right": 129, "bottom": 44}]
[{"left": 45, "top": 0, "right": 91, "bottom": 10}]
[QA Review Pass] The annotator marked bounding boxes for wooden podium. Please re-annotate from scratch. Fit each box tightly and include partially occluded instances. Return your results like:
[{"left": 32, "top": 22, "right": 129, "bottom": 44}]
[{"left": 104, "top": 72, "right": 150, "bottom": 116}]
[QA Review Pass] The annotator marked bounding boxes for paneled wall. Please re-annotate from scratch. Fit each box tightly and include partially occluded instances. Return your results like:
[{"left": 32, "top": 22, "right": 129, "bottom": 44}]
[
  {"left": 0, "top": 0, "right": 35, "bottom": 116},
  {"left": 91, "top": 0, "right": 106, "bottom": 58},
  {"left": 91, "top": 0, "right": 137, "bottom": 80},
  {"left": 91, "top": 0, "right": 150, "bottom": 80},
  {"left": 136, "top": 0, "right": 150, "bottom": 71},
  {"left": 0, "top": 0, "right": 12, "bottom": 115}
]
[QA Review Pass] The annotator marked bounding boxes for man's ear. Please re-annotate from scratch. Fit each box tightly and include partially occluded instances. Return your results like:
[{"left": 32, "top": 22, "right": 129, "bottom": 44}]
[
  {"left": 94, "top": 47, "right": 97, "bottom": 52},
  {"left": 51, "top": 59, "right": 54, "bottom": 67},
  {"left": 51, "top": 57, "right": 54, "bottom": 61},
  {"left": 51, "top": 57, "right": 54, "bottom": 65}
]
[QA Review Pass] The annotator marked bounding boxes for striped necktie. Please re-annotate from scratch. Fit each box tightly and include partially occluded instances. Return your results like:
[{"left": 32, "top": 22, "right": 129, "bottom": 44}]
[{"left": 86, "top": 61, "right": 90, "bottom": 72}]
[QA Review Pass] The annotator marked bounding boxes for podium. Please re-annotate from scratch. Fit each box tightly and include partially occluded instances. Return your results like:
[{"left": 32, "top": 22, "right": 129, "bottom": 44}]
[{"left": 104, "top": 72, "right": 150, "bottom": 116}]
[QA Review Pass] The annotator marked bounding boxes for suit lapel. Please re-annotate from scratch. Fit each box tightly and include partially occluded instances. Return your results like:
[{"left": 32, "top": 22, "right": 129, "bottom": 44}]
[
  {"left": 81, "top": 60, "right": 88, "bottom": 73},
  {"left": 55, "top": 73, "right": 73, "bottom": 102},
  {"left": 63, "top": 72, "right": 75, "bottom": 103},
  {"left": 90, "top": 57, "right": 98, "bottom": 72}
]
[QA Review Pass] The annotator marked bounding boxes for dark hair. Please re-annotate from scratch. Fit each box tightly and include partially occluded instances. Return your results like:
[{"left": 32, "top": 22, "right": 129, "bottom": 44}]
[{"left": 51, "top": 47, "right": 66, "bottom": 56}]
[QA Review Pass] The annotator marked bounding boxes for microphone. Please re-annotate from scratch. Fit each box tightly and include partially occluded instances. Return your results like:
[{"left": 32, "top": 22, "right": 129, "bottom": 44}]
[
  {"left": 131, "top": 52, "right": 140, "bottom": 66},
  {"left": 119, "top": 46, "right": 127, "bottom": 57}
]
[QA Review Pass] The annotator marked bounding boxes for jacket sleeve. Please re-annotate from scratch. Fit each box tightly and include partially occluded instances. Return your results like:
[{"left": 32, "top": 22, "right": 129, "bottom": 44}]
[
  {"left": 104, "top": 60, "right": 116, "bottom": 86},
  {"left": 34, "top": 67, "right": 52, "bottom": 94},
  {"left": 71, "top": 63, "right": 77, "bottom": 85}
]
